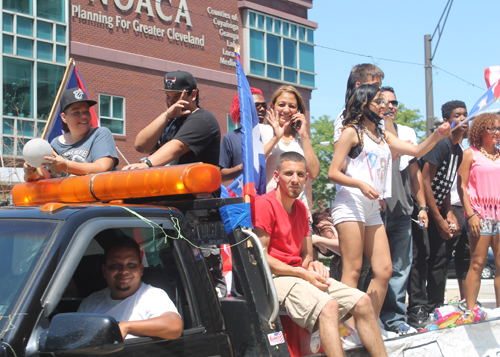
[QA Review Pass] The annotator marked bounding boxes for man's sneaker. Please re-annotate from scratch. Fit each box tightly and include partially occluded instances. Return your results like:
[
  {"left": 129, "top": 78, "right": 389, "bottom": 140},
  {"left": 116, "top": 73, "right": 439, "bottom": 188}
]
[
  {"left": 407, "top": 306, "right": 428, "bottom": 330},
  {"left": 389, "top": 322, "right": 418, "bottom": 336}
]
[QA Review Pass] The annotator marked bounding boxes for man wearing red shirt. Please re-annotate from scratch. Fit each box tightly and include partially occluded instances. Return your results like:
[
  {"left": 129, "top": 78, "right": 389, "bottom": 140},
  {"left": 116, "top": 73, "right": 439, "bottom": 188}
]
[{"left": 255, "top": 152, "right": 387, "bottom": 356}]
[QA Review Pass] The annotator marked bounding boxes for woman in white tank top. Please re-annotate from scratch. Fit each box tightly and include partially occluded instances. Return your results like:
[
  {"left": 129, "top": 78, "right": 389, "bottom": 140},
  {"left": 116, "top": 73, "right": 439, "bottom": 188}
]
[{"left": 328, "top": 84, "right": 451, "bottom": 321}]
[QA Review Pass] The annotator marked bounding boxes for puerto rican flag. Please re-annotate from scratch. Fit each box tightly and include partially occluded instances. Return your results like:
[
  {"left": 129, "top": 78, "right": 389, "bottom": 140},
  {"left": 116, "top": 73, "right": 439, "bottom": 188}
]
[
  {"left": 221, "top": 51, "right": 266, "bottom": 202},
  {"left": 459, "top": 66, "right": 500, "bottom": 126},
  {"left": 485, "top": 66, "right": 500, "bottom": 88},
  {"left": 235, "top": 51, "right": 266, "bottom": 199},
  {"left": 466, "top": 79, "right": 500, "bottom": 121},
  {"left": 42, "top": 59, "right": 98, "bottom": 142}
]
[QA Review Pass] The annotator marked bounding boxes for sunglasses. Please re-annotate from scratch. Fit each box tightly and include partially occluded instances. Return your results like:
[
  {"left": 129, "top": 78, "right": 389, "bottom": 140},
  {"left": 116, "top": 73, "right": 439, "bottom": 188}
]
[
  {"left": 388, "top": 100, "right": 399, "bottom": 107},
  {"left": 486, "top": 127, "right": 500, "bottom": 133},
  {"left": 372, "top": 99, "right": 386, "bottom": 105},
  {"left": 255, "top": 102, "right": 267, "bottom": 110}
]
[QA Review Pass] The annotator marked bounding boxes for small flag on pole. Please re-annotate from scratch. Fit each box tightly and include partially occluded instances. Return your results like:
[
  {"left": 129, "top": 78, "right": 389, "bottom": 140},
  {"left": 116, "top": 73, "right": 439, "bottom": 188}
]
[{"left": 42, "top": 58, "right": 98, "bottom": 142}]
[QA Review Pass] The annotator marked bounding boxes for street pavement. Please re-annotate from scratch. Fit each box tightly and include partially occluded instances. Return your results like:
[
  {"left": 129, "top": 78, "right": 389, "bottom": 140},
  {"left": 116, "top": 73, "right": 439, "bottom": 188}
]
[{"left": 445, "top": 278, "right": 497, "bottom": 309}]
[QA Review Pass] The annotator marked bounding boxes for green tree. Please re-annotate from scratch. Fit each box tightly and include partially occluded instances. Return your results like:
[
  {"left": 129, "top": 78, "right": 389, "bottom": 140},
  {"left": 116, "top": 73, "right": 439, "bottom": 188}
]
[
  {"left": 394, "top": 103, "right": 426, "bottom": 140},
  {"left": 310, "top": 115, "right": 336, "bottom": 210}
]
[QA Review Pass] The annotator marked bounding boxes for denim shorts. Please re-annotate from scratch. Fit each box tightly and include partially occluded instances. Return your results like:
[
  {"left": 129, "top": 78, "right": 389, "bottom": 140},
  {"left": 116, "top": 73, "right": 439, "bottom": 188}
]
[
  {"left": 331, "top": 189, "right": 383, "bottom": 227},
  {"left": 465, "top": 214, "right": 500, "bottom": 236}
]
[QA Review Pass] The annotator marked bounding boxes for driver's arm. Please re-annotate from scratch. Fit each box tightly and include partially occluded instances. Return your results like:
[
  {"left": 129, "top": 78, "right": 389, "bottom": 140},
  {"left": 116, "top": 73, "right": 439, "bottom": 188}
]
[{"left": 118, "top": 312, "right": 182, "bottom": 340}]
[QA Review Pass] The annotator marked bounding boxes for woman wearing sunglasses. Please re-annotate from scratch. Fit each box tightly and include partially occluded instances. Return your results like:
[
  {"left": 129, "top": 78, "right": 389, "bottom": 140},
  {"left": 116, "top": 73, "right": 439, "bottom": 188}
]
[
  {"left": 328, "top": 84, "right": 450, "bottom": 322},
  {"left": 457, "top": 113, "right": 500, "bottom": 324}
]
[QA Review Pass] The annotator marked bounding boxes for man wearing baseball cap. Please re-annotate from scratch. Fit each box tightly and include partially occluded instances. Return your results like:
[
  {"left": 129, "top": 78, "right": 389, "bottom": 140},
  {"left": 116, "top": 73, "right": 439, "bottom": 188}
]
[
  {"left": 24, "top": 87, "right": 118, "bottom": 182},
  {"left": 123, "top": 70, "right": 220, "bottom": 169}
]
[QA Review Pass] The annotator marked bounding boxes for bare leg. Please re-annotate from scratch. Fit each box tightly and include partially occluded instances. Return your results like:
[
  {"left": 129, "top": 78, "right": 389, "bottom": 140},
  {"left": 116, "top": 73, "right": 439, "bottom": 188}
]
[
  {"left": 491, "top": 234, "right": 500, "bottom": 307},
  {"left": 350, "top": 294, "right": 388, "bottom": 357},
  {"left": 363, "top": 224, "right": 392, "bottom": 318},
  {"left": 318, "top": 300, "right": 345, "bottom": 357},
  {"left": 465, "top": 234, "right": 491, "bottom": 310},
  {"left": 336, "top": 221, "right": 365, "bottom": 288},
  {"left": 336, "top": 221, "right": 365, "bottom": 329}
]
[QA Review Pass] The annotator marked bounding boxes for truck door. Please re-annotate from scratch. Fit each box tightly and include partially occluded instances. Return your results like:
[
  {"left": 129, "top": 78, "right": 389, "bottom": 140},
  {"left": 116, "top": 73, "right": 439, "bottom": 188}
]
[{"left": 32, "top": 216, "right": 232, "bottom": 357}]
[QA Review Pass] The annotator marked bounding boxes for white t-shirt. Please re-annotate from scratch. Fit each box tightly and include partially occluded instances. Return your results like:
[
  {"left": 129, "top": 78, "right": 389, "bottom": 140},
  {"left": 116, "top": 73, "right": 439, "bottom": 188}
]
[
  {"left": 396, "top": 124, "right": 417, "bottom": 171},
  {"left": 78, "top": 282, "right": 179, "bottom": 339},
  {"left": 340, "top": 128, "right": 392, "bottom": 199}
]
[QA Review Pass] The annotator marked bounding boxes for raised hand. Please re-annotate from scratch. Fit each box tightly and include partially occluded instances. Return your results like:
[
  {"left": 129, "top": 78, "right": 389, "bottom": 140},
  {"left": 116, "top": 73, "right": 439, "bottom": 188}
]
[
  {"left": 267, "top": 107, "right": 288, "bottom": 140},
  {"left": 166, "top": 90, "right": 192, "bottom": 120}
]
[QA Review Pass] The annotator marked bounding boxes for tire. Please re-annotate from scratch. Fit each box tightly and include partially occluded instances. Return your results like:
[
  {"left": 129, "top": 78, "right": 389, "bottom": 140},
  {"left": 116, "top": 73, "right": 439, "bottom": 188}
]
[{"left": 482, "top": 266, "right": 493, "bottom": 279}]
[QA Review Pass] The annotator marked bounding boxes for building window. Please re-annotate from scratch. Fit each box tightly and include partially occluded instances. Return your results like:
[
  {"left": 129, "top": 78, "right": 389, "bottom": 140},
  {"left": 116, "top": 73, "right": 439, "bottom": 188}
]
[
  {"left": 246, "top": 11, "right": 315, "bottom": 88},
  {"left": 99, "top": 94, "right": 125, "bottom": 135},
  {"left": 3, "top": 0, "right": 32, "bottom": 15},
  {"left": 1, "top": 4, "right": 68, "bottom": 158},
  {"left": 37, "top": 0, "right": 64, "bottom": 22}
]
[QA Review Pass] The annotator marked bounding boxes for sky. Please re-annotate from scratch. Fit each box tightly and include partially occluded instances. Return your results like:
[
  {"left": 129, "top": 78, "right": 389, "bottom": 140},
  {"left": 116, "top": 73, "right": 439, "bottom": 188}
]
[{"left": 308, "top": 0, "right": 500, "bottom": 129}]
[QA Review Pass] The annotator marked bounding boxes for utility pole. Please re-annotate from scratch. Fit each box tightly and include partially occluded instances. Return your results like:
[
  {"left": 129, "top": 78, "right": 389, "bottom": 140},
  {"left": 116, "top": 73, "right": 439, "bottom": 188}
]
[
  {"left": 424, "top": 0, "right": 454, "bottom": 137},
  {"left": 424, "top": 35, "right": 433, "bottom": 138}
]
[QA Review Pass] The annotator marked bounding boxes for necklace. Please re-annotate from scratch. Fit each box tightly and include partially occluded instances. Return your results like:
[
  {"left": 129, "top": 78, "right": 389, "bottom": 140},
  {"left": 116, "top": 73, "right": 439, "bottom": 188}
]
[
  {"left": 480, "top": 147, "right": 500, "bottom": 161},
  {"left": 362, "top": 126, "right": 382, "bottom": 144}
]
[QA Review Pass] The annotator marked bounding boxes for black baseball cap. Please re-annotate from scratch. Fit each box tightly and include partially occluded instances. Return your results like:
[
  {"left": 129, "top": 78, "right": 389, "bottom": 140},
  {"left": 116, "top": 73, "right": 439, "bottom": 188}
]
[
  {"left": 156, "top": 70, "right": 197, "bottom": 92},
  {"left": 60, "top": 87, "right": 97, "bottom": 112}
]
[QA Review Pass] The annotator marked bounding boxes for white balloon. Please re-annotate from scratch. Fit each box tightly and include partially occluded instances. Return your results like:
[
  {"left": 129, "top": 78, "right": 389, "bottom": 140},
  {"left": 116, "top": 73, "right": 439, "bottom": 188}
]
[{"left": 23, "top": 138, "right": 53, "bottom": 167}]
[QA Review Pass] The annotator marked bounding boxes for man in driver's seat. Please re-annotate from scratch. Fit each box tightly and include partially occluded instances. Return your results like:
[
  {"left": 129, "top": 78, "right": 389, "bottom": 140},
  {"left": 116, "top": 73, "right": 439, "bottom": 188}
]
[{"left": 77, "top": 236, "right": 183, "bottom": 339}]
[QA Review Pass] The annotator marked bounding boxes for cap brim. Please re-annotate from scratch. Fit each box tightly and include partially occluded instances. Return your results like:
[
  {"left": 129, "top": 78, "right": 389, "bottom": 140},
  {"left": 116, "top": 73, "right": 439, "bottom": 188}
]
[
  {"left": 61, "top": 99, "right": 97, "bottom": 113},
  {"left": 155, "top": 88, "right": 184, "bottom": 92}
]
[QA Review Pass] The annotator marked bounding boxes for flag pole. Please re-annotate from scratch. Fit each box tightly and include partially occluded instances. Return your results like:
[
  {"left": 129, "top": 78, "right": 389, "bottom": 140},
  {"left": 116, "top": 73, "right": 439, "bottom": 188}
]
[{"left": 41, "top": 58, "right": 75, "bottom": 140}]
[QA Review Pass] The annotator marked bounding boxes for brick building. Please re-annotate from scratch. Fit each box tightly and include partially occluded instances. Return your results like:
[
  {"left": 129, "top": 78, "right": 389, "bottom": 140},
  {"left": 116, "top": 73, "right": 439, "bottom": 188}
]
[{"left": 1, "top": 0, "right": 316, "bottom": 175}]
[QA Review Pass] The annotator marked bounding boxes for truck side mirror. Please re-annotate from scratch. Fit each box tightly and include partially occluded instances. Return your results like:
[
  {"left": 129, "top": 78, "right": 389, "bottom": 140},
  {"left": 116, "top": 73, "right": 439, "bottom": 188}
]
[{"left": 39, "top": 313, "right": 124, "bottom": 355}]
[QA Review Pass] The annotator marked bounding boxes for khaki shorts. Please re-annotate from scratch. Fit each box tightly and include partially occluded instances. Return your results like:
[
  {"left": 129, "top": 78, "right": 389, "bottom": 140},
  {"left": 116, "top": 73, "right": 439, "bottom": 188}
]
[{"left": 274, "top": 275, "right": 365, "bottom": 333}]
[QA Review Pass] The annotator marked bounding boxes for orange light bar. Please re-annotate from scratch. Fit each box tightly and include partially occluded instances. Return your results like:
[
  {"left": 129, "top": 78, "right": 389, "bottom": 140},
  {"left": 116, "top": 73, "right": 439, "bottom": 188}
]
[{"left": 12, "top": 163, "right": 221, "bottom": 206}]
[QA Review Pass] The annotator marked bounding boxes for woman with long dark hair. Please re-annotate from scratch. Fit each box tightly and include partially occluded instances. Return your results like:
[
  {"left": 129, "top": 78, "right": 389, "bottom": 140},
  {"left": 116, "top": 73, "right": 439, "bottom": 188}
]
[{"left": 328, "top": 84, "right": 450, "bottom": 320}]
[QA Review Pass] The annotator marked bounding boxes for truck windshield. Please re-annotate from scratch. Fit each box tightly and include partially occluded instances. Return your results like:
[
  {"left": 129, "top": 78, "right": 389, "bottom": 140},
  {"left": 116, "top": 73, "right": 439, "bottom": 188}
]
[{"left": 0, "top": 220, "right": 57, "bottom": 332}]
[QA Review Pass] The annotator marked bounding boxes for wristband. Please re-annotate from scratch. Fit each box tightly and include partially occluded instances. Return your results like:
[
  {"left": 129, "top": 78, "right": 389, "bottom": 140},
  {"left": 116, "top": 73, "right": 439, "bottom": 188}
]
[
  {"left": 308, "top": 260, "right": 318, "bottom": 266},
  {"left": 140, "top": 157, "right": 153, "bottom": 168},
  {"left": 419, "top": 207, "right": 428, "bottom": 212},
  {"left": 467, "top": 213, "right": 476, "bottom": 220}
]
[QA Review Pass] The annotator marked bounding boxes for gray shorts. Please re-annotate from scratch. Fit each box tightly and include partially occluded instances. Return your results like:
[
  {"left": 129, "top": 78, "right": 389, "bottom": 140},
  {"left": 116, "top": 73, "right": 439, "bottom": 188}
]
[
  {"left": 465, "top": 215, "right": 500, "bottom": 236},
  {"left": 273, "top": 275, "right": 365, "bottom": 333}
]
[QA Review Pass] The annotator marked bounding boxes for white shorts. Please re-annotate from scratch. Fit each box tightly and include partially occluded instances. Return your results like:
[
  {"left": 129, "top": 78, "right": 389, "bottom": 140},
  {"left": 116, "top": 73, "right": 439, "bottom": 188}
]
[{"left": 331, "top": 189, "right": 383, "bottom": 227}]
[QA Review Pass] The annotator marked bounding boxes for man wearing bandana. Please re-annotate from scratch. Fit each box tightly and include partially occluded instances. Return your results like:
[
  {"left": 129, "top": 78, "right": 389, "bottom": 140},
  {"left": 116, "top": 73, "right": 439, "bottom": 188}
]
[{"left": 123, "top": 70, "right": 220, "bottom": 169}]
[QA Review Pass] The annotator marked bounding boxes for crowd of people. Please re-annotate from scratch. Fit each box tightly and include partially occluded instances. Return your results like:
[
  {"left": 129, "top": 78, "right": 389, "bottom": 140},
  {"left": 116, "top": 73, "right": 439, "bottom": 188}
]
[{"left": 21, "top": 65, "right": 500, "bottom": 354}]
